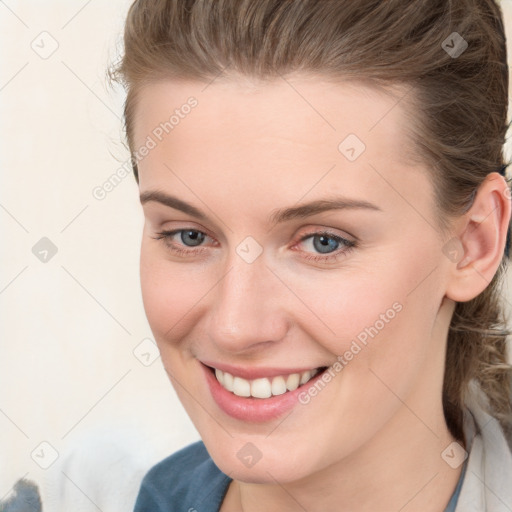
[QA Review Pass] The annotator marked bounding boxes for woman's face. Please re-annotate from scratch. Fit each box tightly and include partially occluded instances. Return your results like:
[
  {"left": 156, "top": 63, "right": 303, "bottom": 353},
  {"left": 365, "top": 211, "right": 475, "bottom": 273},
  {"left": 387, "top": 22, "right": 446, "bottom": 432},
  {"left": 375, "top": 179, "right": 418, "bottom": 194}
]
[{"left": 135, "top": 75, "right": 456, "bottom": 483}]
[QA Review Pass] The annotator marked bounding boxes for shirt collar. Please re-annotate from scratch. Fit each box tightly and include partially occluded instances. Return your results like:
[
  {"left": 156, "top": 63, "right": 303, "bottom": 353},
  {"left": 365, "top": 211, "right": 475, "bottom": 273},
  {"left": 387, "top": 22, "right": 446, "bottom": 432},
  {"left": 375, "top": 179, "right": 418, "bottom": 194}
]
[{"left": 455, "top": 379, "right": 512, "bottom": 511}]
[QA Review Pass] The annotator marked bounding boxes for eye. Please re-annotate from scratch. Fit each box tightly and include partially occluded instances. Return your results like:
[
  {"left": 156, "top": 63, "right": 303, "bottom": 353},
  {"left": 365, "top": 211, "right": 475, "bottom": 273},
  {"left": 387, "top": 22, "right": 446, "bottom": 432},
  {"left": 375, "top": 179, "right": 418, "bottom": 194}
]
[
  {"left": 294, "top": 230, "right": 356, "bottom": 262},
  {"left": 151, "top": 229, "right": 212, "bottom": 256},
  {"left": 174, "top": 229, "right": 205, "bottom": 247},
  {"left": 151, "top": 227, "right": 356, "bottom": 262}
]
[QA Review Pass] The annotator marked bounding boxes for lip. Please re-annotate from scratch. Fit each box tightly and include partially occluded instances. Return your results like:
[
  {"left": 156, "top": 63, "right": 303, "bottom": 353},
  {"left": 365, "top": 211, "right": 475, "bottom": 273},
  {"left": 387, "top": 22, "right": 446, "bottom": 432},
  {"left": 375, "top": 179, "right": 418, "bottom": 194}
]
[
  {"left": 200, "top": 360, "right": 322, "bottom": 380},
  {"left": 201, "top": 362, "right": 327, "bottom": 422}
]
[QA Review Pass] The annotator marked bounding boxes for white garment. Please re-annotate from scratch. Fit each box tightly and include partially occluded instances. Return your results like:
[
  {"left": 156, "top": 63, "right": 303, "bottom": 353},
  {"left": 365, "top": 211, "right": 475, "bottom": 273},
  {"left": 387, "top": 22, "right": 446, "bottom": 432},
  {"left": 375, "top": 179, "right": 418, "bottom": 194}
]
[{"left": 455, "top": 380, "right": 512, "bottom": 511}]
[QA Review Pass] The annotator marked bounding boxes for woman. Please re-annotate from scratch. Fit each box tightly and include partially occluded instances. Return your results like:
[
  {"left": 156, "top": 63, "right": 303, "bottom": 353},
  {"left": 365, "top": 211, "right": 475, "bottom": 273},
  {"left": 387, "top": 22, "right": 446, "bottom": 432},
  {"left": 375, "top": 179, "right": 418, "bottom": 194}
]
[{"left": 110, "top": 0, "right": 512, "bottom": 510}]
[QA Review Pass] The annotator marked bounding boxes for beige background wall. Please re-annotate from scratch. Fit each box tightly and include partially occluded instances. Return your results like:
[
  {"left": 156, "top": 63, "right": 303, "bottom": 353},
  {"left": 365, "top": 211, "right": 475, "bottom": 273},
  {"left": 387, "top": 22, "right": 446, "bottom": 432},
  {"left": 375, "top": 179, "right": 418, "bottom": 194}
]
[
  {"left": 1, "top": 1, "right": 512, "bottom": 511},
  {"left": 0, "top": 2, "right": 198, "bottom": 510}
]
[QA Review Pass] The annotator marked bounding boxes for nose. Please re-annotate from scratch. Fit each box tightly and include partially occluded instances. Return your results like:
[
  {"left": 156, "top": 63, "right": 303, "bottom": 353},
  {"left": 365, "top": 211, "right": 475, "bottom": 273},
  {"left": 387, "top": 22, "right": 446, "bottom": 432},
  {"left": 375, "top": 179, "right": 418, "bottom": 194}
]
[{"left": 207, "top": 251, "right": 290, "bottom": 354}]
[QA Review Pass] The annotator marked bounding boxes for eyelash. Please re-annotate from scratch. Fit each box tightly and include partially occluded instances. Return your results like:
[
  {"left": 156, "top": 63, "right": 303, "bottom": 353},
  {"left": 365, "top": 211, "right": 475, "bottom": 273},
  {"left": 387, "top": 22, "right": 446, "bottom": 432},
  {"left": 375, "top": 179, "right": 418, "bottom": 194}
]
[{"left": 151, "top": 228, "right": 357, "bottom": 263}]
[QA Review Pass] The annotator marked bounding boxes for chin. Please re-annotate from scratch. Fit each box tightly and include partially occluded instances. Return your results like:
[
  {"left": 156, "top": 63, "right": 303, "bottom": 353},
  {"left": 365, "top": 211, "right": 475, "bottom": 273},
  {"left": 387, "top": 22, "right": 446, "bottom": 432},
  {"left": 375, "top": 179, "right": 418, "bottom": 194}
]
[{"left": 206, "top": 440, "right": 315, "bottom": 485}]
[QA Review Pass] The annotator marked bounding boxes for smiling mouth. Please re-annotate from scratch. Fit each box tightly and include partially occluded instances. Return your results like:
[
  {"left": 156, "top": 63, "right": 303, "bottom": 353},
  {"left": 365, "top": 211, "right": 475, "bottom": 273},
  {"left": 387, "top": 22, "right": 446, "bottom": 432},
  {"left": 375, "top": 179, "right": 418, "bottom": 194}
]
[{"left": 206, "top": 365, "right": 328, "bottom": 399}]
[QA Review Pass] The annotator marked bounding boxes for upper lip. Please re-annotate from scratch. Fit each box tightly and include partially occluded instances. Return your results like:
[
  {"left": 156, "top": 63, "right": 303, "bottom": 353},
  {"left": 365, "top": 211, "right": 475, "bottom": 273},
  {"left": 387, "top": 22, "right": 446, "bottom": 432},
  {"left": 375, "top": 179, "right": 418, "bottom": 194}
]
[{"left": 201, "top": 360, "right": 326, "bottom": 380}]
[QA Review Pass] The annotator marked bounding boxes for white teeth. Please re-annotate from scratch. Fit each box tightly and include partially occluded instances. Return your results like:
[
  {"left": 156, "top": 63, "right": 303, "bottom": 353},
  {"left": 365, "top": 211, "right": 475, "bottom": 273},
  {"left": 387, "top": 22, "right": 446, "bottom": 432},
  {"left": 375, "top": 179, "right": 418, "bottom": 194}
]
[
  {"left": 223, "top": 371, "right": 234, "bottom": 392},
  {"left": 213, "top": 367, "right": 321, "bottom": 398},
  {"left": 286, "top": 373, "right": 300, "bottom": 391},
  {"left": 300, "top": 370, "right": 312, "bottom": 385},
  {"left": 233, "top": 376, "right": 251, "bottom": 397},
  {"left": 271, "top": 376, "right": 287, "bottom": 396},
  {"left": 251, "top": 378, "right": 272, "bottom": 399}
]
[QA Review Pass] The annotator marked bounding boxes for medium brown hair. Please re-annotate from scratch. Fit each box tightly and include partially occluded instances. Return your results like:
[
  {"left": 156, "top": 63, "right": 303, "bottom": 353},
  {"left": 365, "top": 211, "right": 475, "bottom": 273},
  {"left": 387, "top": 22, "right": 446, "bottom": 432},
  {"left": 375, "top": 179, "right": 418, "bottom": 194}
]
[{"left": 109, "top": 0, "right": 512, "bottom": 445}]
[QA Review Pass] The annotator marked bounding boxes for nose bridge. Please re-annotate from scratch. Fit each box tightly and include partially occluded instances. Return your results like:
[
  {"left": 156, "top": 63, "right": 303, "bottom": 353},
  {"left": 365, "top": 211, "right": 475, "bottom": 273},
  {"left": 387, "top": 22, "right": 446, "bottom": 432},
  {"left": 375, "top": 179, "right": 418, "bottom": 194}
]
[{"left": 208, "top": 250, "right": 288, "bottom": 351}]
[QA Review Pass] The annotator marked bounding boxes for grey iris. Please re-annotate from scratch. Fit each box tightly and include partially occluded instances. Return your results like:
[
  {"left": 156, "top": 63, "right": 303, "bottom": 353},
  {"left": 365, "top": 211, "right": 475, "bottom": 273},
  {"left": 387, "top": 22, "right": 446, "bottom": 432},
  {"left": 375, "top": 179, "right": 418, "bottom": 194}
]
[
  {"left": 313, "top": 235, "right": 339, "bottom": 254},
  {"left": 182, "top": 230, "right": 205, "bottom": 246}
]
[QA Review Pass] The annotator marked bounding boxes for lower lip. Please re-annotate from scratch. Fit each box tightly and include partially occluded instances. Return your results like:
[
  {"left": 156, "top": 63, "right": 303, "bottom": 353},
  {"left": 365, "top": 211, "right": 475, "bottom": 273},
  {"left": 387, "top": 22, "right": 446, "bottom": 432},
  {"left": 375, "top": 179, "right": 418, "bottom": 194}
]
[{"left": 201, "top": 363, "right": 326, "bottom": 422}]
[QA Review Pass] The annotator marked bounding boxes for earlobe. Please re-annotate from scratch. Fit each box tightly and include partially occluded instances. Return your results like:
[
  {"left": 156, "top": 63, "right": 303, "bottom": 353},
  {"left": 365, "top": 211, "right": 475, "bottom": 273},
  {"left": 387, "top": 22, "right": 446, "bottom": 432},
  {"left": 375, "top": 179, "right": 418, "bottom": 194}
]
[{"left": 445, "top": 172, "right": 511, "bottom": 303}]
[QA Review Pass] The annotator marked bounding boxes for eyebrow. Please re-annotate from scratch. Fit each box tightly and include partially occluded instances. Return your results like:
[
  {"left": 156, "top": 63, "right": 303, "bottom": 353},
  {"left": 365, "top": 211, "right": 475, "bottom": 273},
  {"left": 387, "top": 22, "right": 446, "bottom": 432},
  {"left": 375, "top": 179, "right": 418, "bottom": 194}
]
[{"left": 139, "top": 190, "right": 382, "bottom": 225}]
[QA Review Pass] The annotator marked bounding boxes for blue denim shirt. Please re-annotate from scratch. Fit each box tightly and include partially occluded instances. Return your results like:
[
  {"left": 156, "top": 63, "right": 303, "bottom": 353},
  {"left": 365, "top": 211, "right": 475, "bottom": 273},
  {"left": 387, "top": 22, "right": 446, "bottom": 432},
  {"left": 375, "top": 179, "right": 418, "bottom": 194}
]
[
  {"left": 133, "top": 440, "right": 467, "bottom": 512},
  {"left": 133, "top": 441, "right": 230, "bottom": 512},
  {"left": 443, "top": 457, "right": 468, "bottom": 512}
]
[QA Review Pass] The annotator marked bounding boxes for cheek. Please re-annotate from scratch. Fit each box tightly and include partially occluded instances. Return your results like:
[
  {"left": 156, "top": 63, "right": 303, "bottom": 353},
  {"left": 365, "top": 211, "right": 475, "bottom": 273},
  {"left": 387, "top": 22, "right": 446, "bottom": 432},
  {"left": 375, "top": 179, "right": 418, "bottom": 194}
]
[
  {"left": 286, "top": 263, "right": 406, "bottom": 354},
  {"left": 289, "top": 245, "right": 441, "bottom": 385},
  {"left": 279, "top": 258, "right": 442, "bottom": 463},
  {"left": 140, "top": 241, "right": 206, "bottom": 344}
]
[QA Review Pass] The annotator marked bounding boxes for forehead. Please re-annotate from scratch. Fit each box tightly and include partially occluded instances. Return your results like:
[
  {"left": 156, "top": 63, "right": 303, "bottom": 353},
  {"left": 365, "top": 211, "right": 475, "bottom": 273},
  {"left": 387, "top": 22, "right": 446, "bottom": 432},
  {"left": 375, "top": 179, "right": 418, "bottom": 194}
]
[
  {"left": 132, "top": 75, "right": 431, "bottom": 219},
  {"left": 133, "top": 75, "right": 416, "bottom": 152}
]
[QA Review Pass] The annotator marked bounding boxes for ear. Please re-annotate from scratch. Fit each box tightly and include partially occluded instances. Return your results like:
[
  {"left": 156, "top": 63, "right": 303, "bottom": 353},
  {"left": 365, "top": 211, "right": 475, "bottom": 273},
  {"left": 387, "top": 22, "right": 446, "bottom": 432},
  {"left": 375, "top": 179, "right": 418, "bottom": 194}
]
[{"left": 445, "top": 171, "right": 511, "bottom": 303}]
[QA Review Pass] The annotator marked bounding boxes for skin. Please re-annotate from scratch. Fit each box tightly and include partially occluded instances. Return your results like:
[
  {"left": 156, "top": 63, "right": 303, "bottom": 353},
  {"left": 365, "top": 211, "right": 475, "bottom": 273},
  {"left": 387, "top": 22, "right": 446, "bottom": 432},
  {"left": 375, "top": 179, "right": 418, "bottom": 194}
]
[{"left": 134, "top": 75, "right": 511, "bottom": 512}]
